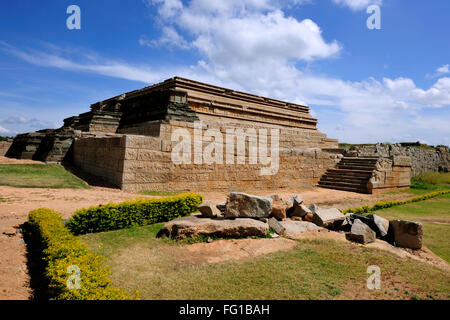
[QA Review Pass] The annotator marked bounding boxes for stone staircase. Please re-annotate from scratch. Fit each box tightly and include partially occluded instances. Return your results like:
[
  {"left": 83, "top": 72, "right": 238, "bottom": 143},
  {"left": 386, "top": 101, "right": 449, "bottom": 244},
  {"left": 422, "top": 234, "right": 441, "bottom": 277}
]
[{"left": 318, "top": 157, "right": 380, "bottom": 194}]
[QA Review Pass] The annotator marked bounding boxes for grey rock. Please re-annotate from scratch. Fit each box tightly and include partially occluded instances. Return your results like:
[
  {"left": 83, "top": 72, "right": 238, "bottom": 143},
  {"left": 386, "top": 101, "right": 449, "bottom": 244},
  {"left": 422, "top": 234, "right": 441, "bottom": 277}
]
[
  {"left": 268, "top": 217, "right": 286, "bottom": 235},
  {"left": 290, "top": 204, "right": 311, "bottom": 218},
  {"left": 292, "top": 195, "right": 303, "bottom": 207},
  {"left": 345, "top": 219, "right": 376, "bottom": 244},
  {"left": 373, "top": 214, "right": 389, "bottom": 237},
  {"left": 157, "top": 215, "right": 269, "bottom": 240},
  {"left": 225, "top": 192, "right": 273, "bottom": 218},
  {"left": 390, "top": 220, "right": 423, "bottom": 249},
  {"left": 198, "top": 202, "right": 222, "bottom": 218},
  {"left": 309, "top": 204, "right": 318, "bottom": 213},
  {"left": 312, "top": 207, "right": 344, "bottom": 228},
  {"left": 216, "top": 202, "right": 226, "bottom": 214},
  {"left": 278, "top": 220, "right": 323, "bottom": 236}
]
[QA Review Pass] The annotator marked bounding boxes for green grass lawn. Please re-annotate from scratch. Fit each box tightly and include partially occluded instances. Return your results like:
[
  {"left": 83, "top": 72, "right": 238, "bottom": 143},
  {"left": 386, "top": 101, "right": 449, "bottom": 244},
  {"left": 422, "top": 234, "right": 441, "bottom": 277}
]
[
  {"left": 81, "top": 220, "right": 450, "bottom": 300},
  {"left": 373, "top": 193, "right": 450, "bottom": 263},
  {"left": 0, "top": 164, "right": 89, "bottom": 189}
]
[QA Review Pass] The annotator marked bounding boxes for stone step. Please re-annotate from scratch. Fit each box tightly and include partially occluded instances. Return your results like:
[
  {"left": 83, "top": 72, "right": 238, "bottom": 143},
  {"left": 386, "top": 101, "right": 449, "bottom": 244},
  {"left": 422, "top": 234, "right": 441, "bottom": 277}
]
[
  {"left": 318, "top": 183, "right": 369, "bottom": 194},
  {"left": 327, "top": 169, "right": 374, "bottom": 176},
  {"left": 339, "top": 159, "right": 378, "bottom": 164},
  {"left": 320, "top": 175, "right": 369, "bottom": 183},
  {"left": 337, "top": 165, "right": 376, "bottom": 171},
  {"left": 318, "top": 180, "right": 367, "bottom": 188}
]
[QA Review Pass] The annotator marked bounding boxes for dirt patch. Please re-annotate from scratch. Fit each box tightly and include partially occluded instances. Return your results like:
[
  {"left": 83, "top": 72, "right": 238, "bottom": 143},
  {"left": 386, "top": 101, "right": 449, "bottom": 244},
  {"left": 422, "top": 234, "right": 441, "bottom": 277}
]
[{"left": 166, "top": 238, "right": 297, "bottom": 266}]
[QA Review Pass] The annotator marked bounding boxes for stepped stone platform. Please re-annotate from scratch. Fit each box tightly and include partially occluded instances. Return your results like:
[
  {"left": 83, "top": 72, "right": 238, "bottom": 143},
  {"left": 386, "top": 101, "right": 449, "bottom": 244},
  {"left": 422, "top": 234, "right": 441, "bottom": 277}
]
[{"left": 319, "top": 156, "right": 411, "bottom": 194}]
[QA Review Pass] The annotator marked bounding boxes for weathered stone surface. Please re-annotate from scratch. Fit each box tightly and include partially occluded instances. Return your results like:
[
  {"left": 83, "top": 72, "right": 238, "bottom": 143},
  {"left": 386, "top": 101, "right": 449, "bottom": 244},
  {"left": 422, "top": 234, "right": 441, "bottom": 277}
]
[
  {"left": 304, "top": 213, "right": 314, "bottom": 222},
  {"left": 290, "top": 204, "right": 311, "bottom": 218},
  {"left": 268, "top": 217, "right": 286, "bottom": 235},
  {"left": 225, "top": 192, "right": 273, "bottom": 218},
  {"left": 373, "top": 214, "right": 389, "bottom": 237},
  {"left": 292, "top": 195, "right": 303, "bottom": 207},
  {"left": 198, "top": 202, "right": 222, "bottom": 218},
  {"left": 271, "top": 195, "right": 287, "bottom": 220},
  {"left": 216, "top": 202, "right": 226, "bottom": 214},
  {"left": 278, "top": 220, "right": 322, "bottom": 236},
  {"left": 345, "top": 219, "right": 376, "bottom": 244},
  {"left": 390, "top": 220, "right": 423, "bottom": 249},
  {"left": 345, "top": 214, "right": 389, "bottom": 237},
  {"left": 157, "top": 215, "right": 269, "bottom": 239},
  {"left": 312, "top": 207, "right": 344, "bottom": 227}
]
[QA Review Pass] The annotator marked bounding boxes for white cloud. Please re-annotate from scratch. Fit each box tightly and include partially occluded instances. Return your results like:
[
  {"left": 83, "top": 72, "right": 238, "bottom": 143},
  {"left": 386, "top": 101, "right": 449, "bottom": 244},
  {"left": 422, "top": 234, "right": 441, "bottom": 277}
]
[
  {"left": 0, "top": 125, "right": 11, "bottom": 134},
  {"left": 437, "top": 64, "right": 450, "bottom": 75},
  {"left": 0, "top": 42, "right": 164, "bottom": 84},
  {"left": 139, "top": 27, "right": 191, "bottom": 49},
  {"left": 332, "top": 0, "right": 382, "bottom": 11}
]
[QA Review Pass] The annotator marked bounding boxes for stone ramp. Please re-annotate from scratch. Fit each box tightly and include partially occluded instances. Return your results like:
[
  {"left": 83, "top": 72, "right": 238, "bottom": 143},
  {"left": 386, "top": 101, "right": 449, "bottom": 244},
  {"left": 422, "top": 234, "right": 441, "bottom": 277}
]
[{"left": 318, "top": 157, "right": 380, "bottom": 194}]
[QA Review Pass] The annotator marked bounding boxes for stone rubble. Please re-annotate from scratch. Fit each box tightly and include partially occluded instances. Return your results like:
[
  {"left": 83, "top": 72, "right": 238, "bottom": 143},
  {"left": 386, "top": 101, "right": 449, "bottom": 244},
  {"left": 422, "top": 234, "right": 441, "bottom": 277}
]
[{"left": 158, "top": 192, "right": 424, "bottom": 250}]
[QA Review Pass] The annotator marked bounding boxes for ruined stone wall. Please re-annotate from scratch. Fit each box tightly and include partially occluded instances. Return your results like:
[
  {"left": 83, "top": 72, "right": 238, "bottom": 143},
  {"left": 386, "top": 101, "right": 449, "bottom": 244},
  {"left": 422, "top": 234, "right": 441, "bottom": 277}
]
[
  {"left": 368, "top": 156, "right": 411, "bottom": 193},
  {"left": 348, "top": 143, "right": 450, "bottom": 176},
  {"left": 0, "top": 141, "right": 12, "bottom": 156},
  {"left": 73, "top": 130, "right": 340, "bottom": 192},
  {"left": 73, "top": 135, "right": 126, "bottom": 187}
]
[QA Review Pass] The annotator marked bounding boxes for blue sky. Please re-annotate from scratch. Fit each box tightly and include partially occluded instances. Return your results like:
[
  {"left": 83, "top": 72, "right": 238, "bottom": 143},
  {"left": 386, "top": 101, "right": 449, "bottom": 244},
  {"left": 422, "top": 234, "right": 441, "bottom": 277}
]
[{"left": 0, "top": 0, "right": 449, "bottom": 145}]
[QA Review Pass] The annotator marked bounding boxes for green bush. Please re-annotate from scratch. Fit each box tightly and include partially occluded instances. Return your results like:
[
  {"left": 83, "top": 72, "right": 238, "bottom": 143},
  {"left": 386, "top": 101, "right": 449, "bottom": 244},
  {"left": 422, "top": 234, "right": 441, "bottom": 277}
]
[
  {"left": 27, "top": 208, "right": 134, "bottom": 300},
  {"left": 343, "top": 189, "right": 450, "bottom": 215},
  {"left": 66, "top": 192, "right": 203, "bottom": 235}
]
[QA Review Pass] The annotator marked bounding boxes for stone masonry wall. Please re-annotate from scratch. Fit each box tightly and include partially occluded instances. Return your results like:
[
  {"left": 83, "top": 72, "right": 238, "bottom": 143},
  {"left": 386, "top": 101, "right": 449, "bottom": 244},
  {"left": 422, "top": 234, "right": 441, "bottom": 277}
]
[
  {"left": 368, "top": 156, "right": 411, "bottom": 193},
  {"left": 0, "top": 141, "right": 12, "bottom": 156},
  {"left": 348, "top": 143, "right": 450, "bottom": 176},
  {"left": 73, "top": 131, "right": 340, "bottom": 192},
  {"left": 73, "top": 135, "right": 126, "bottom": 187}
]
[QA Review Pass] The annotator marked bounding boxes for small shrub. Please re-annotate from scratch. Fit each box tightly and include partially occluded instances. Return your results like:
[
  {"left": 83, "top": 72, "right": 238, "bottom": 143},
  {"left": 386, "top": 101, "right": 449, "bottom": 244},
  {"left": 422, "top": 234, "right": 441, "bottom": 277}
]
[
  {"left": 342, "top": 189, "right": 450, "bottom": 214},
  {"left": 66, "top": 193, "right": 203, "bottom": 235},
  {"left": 27, "top": 208, "right": 133, "bottom": 300}
]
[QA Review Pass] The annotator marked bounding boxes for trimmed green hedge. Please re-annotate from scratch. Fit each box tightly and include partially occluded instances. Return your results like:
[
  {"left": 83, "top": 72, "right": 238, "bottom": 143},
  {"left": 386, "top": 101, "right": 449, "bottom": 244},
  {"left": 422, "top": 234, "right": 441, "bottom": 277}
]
[
  {"left": 66, "top": 192, "right": 203, "bottom": 235},
  {"left": 343, "top": 190, "right": 450, "bottom": 215},
  {"left": 27, "top": 208, "right": 134, "bottom": 300}
]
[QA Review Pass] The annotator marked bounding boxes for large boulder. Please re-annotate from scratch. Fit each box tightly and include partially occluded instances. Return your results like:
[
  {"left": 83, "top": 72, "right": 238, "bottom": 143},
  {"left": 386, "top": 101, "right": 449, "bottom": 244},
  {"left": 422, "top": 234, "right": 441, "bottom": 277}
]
[
  {"left": 225, "top": 192, "right": 273, "bottom": 218},
  {"left": 270, "top": 195, "right": 287, "bottom": 220},
  {"left": 345, "top": 219, "right": 376, "bottom": 244},
  {"left": 198, "top": 202, "right": 222, "bottom": 218},
  {"left": 269, "top": 218, "right": 322, "bottom": 236},
  {"left": 312, "top": 207, "right": 345, "bottom": 228},
  {"left": 216, "top": 202, "right": 226, "bottom": 215},
  {"left": 289, "top": 204, "right": 311, "bottom": 218},
  {"left": 389, "top": 220, "right": 423, "bottom": 249},
  {"left": 157, "top": 215, "right": 269, "bottom": 239},
  {"left": 346, "top": 214, "right": 389, "bottom": 237}
]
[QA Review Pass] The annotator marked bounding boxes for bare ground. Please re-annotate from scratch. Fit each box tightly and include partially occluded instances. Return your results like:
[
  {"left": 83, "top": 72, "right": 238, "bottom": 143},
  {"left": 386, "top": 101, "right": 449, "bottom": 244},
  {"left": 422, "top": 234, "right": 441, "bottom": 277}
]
[{"left": 0, "top": 156, "right": 442, "bottom": 299}]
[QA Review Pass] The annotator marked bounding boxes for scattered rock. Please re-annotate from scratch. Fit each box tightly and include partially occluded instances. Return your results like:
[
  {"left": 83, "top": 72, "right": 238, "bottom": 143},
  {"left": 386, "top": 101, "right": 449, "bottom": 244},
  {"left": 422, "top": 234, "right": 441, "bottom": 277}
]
[
  {"left": 157, "top": 215, "right": 269, "bottom": 239},
  {"left": 304, "top": 213, "right": 314, "bottom": 222},
  {"left": 271, "top": 195, "right": 287, "bottom": 220},
  {"left": 292, "top": 195, "right": 303, "bottom": 207},
  {"left": 207, "top": 237, "right": 213, "bottom": 243},
  {"left": 278, "top": 220, "right": 323, "bottom": 236},
  {"left": 216, "top": 202, "right": 226, "bottom": 214},
  {"left": 268, "top": 217, "right": 286, "bottom": 235},
  {"left": 309, "top": 204, "right": 318, "bottom": 213},
  {"left": 346, "top": 214, "right": 389, "bottom": 237},
  {"left": 290, "top": 204, "right": 311, "bottom": 218},
  {"left": 225, "top": 192, "right": 273, "bottom": 218},
  {"left": 312, "top": 207, "right": 344, "bottom": 228},
  {"left": 389, "top": 220, "right": 423, "bottom": 250},
  {"left": 198, "top": 202, "right": 222, "bottom": 218},
  {"left": 345, "top": 219, "right": 376, "bottom": 244}
]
